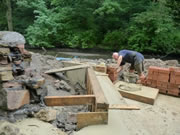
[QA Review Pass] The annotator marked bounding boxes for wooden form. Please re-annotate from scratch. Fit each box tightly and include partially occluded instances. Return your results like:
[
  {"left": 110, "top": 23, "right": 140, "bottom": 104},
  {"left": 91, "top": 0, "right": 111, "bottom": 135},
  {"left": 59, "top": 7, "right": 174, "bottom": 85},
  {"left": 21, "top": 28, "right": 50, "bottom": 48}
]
[
  {"left": 77, "top": 112, "right": 108, "bottom": 129},
  {"left": 109, "top": 104, "right": 140, "bottom": 110},
  {"left": 63, "top": 61, "right": 86, "bottom": 89},
  {"left": 0, "top": 66, "right": 12, "bottom": 72},
  {"left": 87, "top": 68, "right": 109, "bottom": 111},
  {"left": 44, "top": 65, "right": 109, "bottom": 129},
  {"left": 45, "top": 64, "right": 89, "bottom": 74},
  {"left": 114, "top": 81, "right": 159, "bottom": 105},
  {"left": 44, "top": 95, "right": 96, "bottom": 111}
]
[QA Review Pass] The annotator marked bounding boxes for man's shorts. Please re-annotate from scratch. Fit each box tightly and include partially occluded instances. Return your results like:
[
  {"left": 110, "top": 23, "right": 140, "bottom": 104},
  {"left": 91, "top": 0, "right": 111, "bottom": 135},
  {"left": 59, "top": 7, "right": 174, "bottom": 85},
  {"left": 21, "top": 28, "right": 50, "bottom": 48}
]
[{"left": 130, "top": 62, "right": 144, "bottom": 74}]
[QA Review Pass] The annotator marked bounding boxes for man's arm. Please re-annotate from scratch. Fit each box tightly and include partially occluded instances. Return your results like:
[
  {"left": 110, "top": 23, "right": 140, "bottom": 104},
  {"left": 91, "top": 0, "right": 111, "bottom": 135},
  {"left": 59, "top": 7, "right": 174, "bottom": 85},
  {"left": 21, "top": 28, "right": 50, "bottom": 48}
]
[
  {"left": 117, "top": 55, "right": 122, "bottom": 66},
  {"left": 116, "top": 55, "right": 123, "bottom": 72}
]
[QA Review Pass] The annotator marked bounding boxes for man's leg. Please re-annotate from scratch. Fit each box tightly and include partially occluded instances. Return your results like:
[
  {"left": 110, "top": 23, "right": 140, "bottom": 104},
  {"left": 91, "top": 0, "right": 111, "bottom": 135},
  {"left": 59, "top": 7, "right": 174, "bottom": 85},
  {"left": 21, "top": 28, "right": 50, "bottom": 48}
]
[
  {"left": 134, "top": 62, "right": 145, "bottom": 83},
  {"left": 129, "top": 64, "right": 134, "bottom": 73}
]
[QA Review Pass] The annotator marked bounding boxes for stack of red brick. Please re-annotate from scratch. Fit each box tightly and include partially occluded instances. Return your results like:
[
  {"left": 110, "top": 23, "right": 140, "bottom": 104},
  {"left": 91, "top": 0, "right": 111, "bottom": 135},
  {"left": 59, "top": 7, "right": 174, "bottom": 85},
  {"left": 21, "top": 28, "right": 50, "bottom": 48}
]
[
  {"left": 142, "top": 66, "right": 180, "bottom": 96},
  {"left": 107, "top": 65, "right": 118, "bottom": 82}
]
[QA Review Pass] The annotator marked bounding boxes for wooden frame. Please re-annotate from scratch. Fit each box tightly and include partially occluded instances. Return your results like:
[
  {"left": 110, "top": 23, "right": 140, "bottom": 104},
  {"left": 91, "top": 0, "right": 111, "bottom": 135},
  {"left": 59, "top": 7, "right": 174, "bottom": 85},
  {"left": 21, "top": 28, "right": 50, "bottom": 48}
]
[
  {"left": 44, "top": 95, "right": 96, "bottom": 111},
  {"left": 44, "top": 64, "right": 109, "bottom": 129}
]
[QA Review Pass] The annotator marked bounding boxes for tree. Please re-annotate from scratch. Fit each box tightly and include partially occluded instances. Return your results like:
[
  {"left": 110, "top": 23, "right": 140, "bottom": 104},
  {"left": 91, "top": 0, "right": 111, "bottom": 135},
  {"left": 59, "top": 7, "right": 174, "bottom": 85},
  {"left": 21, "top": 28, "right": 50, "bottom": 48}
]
[{"left": 6, "top": 0, "right": 13, "bottom": 31}]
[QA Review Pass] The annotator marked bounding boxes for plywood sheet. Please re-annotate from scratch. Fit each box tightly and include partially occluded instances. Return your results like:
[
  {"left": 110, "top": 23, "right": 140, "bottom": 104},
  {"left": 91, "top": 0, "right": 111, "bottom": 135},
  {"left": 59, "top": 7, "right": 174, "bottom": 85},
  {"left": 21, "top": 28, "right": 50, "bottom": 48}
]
[{"left": 114, "top": 81, "right": 159, "bottom": 105}]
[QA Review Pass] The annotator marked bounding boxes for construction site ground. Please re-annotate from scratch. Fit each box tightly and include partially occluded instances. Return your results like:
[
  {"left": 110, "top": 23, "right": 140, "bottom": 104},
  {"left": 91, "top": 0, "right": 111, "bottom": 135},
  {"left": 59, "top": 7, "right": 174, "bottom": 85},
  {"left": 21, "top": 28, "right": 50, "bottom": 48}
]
[{"left": 75, "top": 94, "right": 180, "bottom": 135}]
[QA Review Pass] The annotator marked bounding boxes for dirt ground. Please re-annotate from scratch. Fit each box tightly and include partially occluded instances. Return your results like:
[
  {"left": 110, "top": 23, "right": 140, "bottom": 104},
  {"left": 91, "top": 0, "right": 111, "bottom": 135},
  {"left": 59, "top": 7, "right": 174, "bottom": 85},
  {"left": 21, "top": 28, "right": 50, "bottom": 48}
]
[{"left": 0, "top": 52, "right": 180, "bottom": 135}]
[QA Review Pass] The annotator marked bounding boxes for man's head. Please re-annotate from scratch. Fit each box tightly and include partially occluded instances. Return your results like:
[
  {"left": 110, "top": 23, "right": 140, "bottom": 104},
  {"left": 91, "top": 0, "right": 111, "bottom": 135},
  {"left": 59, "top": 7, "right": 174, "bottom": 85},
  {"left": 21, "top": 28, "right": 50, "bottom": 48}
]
[{"left": 112, "top": 52, "right": 119, "bottom": 60}]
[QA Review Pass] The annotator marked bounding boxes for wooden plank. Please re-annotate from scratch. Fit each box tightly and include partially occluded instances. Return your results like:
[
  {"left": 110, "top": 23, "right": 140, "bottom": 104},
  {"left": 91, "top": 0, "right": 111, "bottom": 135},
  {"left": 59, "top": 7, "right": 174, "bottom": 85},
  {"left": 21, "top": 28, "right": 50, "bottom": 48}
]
[
  {"left": 93, "top": 65, "right": 107, "bottom": 73},
  {"left": 95, "top": 71, "right": 108, "bottom": 76},
  {"left": 0, "top": 48, "right": 10, "bottom": 55},
  {"left": 45, "top": 64, "right": 89, "bottom": 74},
  {"left": 77, "top": 112, "right": 108, "bottom": 130},
  {"left": 96, "top": 75, "right": 126, "bottom": 105},
  {"left": 0, "top": 66, "right": 12, "bottom": 72},
  {"left": 87, "top": 68, "right": 109, "bottom": 111},
  {"left": 0, "top": 71, "right": 14, "bottom": 81},
  {"left": 109, "top": 104, "right": 140, "bottom": 110},
  {"left": 114, "top": 81, "right": 159, "bottom": 105},
  {"left": 44, "top": 95, "right": 96, "bottom": 106}
]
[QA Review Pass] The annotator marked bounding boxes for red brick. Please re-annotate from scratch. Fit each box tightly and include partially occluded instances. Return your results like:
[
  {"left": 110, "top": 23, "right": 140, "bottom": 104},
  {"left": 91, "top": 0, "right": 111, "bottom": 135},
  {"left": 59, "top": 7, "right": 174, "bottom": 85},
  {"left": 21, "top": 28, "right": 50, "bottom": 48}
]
[
  {"left": 7, "top": 89, "right": 30, "bottom": 110},
  {"left": 149, "top": 66, "right": 160, "bottom": 72},
  {"left": 157, "top": 81, "right": 168, "bottom": 89},
  {"left": 152, "top": 72, "right": 159, "bottom": 80},
  {"left": 170, "top": 73, "right": 176, "bottom": 84},
  {"left": 108, "top": 73, "right": 118, "bottom": 82},
  {"left": 147, "top": 73, "right": 153, "bottom": 80},
  {"left": 157, "top": 73, "right": 169, "bottom": 82},
  {"left": 167, "top": 89, "right": 180, "bottom": 96},
  {"left": 159, "top": 89, "right": 167, "bottom": 94},
  {"left": 141, "top": 78, "right": 147, "bottom": 85},
  {"left": 168, "top": 83, "right": 179, "bottom": 89},
  {"left": 169, "top": 67, "right": 180, "bottom": 72},
  {"left": 175, "top": 70, "right": 180, "bottom": 76},
  {"left": 151, "top": 80, "right": 157, "bottom": 88},
  {"left": 158, "top": 67, "right": 170, "bottom": 74}
]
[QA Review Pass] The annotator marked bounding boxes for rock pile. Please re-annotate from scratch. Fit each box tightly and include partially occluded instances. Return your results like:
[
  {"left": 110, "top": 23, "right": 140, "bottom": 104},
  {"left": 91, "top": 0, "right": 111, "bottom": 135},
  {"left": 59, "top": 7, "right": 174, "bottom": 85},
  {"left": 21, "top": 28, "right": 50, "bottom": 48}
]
[{"left": 0, "top": 31, "right": 44, "bottom": 110}]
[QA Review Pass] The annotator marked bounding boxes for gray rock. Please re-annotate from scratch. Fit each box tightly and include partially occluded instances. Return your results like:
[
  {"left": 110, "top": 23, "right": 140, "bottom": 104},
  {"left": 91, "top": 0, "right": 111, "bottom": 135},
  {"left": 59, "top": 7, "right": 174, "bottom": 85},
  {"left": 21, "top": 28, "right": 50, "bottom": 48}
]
[
  {"left": 35, "top": 108, "right": 57, "bottom": 122},
  {"left": 0, "top": 31, "right": 25, "bottom": 47}
]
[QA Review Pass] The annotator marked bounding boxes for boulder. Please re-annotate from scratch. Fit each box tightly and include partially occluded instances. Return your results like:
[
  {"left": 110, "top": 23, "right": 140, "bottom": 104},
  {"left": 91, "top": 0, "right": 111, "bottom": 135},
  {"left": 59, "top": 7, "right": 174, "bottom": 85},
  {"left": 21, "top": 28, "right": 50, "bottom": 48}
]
[{"left": 0, "top": 31, "right": 25, "bottom": 47}]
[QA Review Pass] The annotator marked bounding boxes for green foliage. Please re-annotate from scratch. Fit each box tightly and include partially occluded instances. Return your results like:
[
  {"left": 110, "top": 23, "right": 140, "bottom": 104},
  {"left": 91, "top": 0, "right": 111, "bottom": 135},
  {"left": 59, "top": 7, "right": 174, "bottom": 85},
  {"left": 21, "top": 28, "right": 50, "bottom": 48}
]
[
  {"left": 102, "top": 30, "right": 127, "bottom": 50},
  {"left": 0, "top": 0, "right": 179, "bottom": 55},
  {"left": 127, "top": 2, "right": 177, "bottom": 54}
]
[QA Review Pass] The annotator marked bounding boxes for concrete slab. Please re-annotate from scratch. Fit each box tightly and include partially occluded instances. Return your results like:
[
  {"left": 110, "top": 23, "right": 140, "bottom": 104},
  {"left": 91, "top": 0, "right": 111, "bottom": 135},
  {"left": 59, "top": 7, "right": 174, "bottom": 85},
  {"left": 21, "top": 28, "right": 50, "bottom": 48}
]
[{"left": 114, "top": 81, "right": 159, "bottom": 105}]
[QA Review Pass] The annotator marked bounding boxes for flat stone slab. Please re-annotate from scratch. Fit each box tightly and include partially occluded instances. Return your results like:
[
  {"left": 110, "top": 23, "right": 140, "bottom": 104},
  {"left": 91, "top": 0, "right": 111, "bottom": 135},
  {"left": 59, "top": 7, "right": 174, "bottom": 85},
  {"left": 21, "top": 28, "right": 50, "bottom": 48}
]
[{"left": 114, "top": 81, "right": 159, "bottom": 105}]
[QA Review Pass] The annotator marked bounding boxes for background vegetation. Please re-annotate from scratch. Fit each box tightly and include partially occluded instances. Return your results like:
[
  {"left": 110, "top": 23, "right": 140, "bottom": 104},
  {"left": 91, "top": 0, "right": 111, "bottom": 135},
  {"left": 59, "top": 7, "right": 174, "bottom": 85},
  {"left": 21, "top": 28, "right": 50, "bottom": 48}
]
[{"left": 0, "top": 0, "right": 179, "bottom": 54}]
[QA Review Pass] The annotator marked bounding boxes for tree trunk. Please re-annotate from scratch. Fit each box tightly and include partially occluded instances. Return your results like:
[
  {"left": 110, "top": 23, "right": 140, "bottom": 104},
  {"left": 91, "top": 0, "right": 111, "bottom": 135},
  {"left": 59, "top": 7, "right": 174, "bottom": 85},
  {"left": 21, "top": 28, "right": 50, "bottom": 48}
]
[{"left": 6, "top": 0, "right": 13, "bottom": 31}]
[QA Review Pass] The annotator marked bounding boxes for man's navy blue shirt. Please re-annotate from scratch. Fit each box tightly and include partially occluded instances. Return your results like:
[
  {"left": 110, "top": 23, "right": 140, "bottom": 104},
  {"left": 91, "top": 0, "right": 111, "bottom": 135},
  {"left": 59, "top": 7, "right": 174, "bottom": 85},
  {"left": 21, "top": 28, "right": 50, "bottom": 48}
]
[{"left": 118, "top": 50, "right": 144, "bottom": 66}]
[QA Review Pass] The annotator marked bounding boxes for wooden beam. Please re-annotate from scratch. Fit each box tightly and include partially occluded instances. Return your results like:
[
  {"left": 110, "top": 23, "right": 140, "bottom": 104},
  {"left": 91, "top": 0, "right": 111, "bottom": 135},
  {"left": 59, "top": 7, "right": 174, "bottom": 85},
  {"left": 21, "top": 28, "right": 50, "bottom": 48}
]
[
  {"left": 77, "top": 112, "right": 108, "bottom": 130},
  {"left": 45, "top": 64, "right": 89, "bottom": 74},
  {"left": 0, "top": 66, "right": 12, "bottom": 72},
  {"left": 44, "top": 95, "right": 96, "bottom": 107},
  {"left": 87, "top": 68, "right": 109, "bottom": 111},
  {"left": 109, "top": 104, "right": 140, "bottom": 110}
]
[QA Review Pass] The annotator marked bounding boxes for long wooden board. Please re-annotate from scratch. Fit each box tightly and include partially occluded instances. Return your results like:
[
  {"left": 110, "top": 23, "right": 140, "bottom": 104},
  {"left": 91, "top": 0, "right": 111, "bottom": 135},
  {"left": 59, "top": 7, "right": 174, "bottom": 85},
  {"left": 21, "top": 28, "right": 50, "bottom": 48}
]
[
  {"left": 44, "top": 95, "right": 96, "bottom": 109},
  {"left": 0, "top": 66, "right": 12, "bottom": 72},
  {"left": 96, "top": 75, "right": 126, "bottom": 105},
  {"left": 87, "top": 68, "right": 109, "bottom": 111},
  {"left": 45, "top": 64, "right": 89, "bottom": 74},
  {"left": 77, "top": 112, "right": 108, "bottom": 130},
  {"left": 109, "top": 104, "right": 140, "bottom": 110},
  {"left": 114, "top": 81, "right": 159, "bottom": 105}
]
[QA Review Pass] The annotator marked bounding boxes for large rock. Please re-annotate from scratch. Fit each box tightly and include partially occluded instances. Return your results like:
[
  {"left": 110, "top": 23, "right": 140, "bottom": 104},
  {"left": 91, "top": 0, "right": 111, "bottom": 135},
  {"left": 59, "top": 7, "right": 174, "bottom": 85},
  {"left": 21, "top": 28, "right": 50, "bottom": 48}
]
[
  {"left": 0, "top": 31, "right": 25, "bottom": 47},
  {"left": 35, "top": 108, "right": 57, "bottom": 122}
]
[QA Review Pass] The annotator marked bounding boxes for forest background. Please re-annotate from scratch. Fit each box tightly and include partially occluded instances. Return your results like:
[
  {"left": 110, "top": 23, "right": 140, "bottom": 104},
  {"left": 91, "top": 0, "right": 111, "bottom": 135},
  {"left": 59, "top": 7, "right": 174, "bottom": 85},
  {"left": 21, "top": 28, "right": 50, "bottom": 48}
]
[{"left": 0, "top": 0, "right": 179, "bottom": 55}]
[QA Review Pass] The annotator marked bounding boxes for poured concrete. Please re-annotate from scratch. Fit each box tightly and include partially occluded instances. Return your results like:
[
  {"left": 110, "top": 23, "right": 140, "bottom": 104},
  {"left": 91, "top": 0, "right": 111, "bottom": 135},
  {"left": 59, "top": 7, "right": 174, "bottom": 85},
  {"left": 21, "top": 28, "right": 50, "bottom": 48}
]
[{"left": 75, "top": 75, "right": 180, "bottom": 135}]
